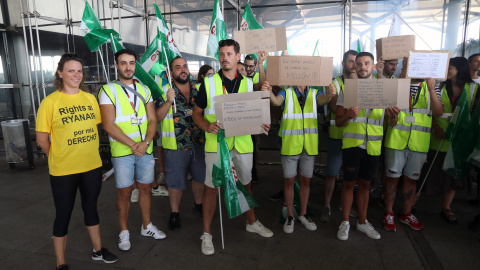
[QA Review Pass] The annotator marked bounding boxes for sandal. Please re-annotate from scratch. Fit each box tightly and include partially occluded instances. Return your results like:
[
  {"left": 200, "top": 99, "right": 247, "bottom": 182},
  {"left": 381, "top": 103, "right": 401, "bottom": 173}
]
[{"left": 441, "top": 209, "right": 458, "bottom": 224}]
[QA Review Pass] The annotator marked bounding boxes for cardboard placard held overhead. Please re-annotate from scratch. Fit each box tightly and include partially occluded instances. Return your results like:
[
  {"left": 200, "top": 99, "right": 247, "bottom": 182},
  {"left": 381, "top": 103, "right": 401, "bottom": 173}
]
[
  {"left": 407, "top": 50, "right": 450, "bottom": 80},
  {"left": 266, "top": 56, "right": 333, "bottom": 86},
  {"left": 376, "top": 35, "right": 415, "bottom": 60},
  {"left": 214, "top": 91, "right": 271, "bottom": 137},
  {"left": 235, "top": 26, "right": 287, "bottom": 54},
  {"left": 344, "top": 79, "right": 410, "bottom": 109}
]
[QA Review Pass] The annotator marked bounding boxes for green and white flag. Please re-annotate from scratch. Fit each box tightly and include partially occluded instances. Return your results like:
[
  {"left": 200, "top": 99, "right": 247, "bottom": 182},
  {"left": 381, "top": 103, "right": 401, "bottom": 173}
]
[
  {"left": 139, "top": 28, "right": 164, "bottom": 77},
  {"left": 443, "top": 90, "right": 474, "bottom": 179},
  {"left": 240, "top": 0, "right": 262, "bottom": 31},
  {"left": 241, "top": 1, "right": 262, "bottom": 61},
  {"left": 212, "top": 129, "right": 258, "bottom": 219},
  {"left": 153, "top": 3, "right": 181, "bottom": 66},
  {"left": 109, "top": 35, "right": 164, "bottom": 100},
  {"left": 207, "top": 0, "right": 227, "bottom": 60},
  {"left": 80, "top": 0, "right": 119, "bottom": 52}
]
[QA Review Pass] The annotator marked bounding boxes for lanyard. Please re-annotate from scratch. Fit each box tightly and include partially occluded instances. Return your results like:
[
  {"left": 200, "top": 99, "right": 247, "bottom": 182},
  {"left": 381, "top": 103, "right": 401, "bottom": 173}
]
[
  {"left": 221, "top": 72, "right": 238, "bottom": 95},
  {"left": 122, "top": 84, "right": 137, "bottom": 115}
]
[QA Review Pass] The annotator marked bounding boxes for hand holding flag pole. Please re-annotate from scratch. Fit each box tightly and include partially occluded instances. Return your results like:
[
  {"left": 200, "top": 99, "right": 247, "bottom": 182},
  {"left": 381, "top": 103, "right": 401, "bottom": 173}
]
[{"left": 162, "top": 46, "right": 176, "bottom": 113}]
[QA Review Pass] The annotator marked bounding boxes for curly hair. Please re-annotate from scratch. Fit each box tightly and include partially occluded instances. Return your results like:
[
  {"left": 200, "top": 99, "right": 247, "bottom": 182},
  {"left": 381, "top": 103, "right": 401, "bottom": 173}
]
[{"left": 54, "top": 53, "right": 87, "bottom": 91}]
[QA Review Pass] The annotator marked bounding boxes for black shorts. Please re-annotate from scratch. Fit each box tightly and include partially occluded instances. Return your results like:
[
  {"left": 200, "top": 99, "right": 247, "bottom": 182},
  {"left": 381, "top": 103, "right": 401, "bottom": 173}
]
[{"left": 342, "top": 147, "right": 380, "bottom": 182}]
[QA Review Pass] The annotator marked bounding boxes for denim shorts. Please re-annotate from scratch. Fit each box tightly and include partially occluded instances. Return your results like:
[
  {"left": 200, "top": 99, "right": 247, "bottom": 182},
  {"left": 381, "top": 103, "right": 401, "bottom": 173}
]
[
  {"left": 111, "top": 154, "right": 155, "bottom": 188},
  {"left": 325, "top": 138, "right": 343, "bottom": 177},
  {"left": 385, "top": 148, "right": 427, "bottom": 180},
  {"left": 281, "top": 150, "right": 315, "bottom": 179},
  {"left": 164, "top": 145, "right": 206, "bottom": 190}
]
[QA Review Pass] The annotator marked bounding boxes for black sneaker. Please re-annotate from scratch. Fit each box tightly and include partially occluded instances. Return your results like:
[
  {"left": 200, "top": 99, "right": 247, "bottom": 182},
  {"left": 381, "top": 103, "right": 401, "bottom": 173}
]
[
  {"left": 192, "top": 203, "right": 203, "bottom": 217},
  {"left": 168, "top": 212, "right": 181, "bottom": 230},
  {"left": 269, "top": 190, "right": 284, "bottom": 201},
  {"left": 92, "top": 247, "right": 118, "bottom": 264},
  {"left": 252, "top": 175, "right": 260, "bottom": 184},
  {"left": 56, "top": 265, "right": 69, "bottom": 270}
]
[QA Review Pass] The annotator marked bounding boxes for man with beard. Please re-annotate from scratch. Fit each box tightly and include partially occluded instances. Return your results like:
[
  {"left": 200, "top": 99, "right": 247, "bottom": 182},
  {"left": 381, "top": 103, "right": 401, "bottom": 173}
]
[
  {"left": 99, "top": 49, "right": 166, "bottom": 251},
  {"left": 193, "top": 39, "right": 273, "bottom": 256},
  {"left": 155, "top": 56, "right": 206, "bottom": 230},
  {"left": 320, "top": 50, "right": 359, "bottom": 223},
  {"left": 335, "top": 52, "right": 400, "bottom": 241},
  {"left": 375, "top": 57, "right": 398, "bottom": 79}
]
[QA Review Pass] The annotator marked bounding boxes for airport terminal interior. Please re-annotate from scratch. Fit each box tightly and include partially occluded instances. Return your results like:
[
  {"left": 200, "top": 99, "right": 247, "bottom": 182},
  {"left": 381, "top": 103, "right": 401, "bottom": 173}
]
[{"left": 0, "top": 0, "right": 480, "bottom": 269}]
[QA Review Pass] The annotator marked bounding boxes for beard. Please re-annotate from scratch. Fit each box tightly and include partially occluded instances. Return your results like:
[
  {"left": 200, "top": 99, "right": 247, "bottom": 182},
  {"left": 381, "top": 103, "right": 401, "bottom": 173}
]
[
  {"left": 173, "top": 72, "right": 190, "bottom": 84},
  {"left": 119, "top": 70, "right": 134, "bottom": 80}
]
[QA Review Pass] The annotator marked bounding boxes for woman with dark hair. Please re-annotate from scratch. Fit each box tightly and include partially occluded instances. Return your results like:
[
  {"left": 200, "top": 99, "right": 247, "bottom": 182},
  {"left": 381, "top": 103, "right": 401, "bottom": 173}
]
[
  {"left": 197, "top": 64, "right": 214, "bottom": 86},
  {"left": 425, "top": 56, "right": 478, "bottom": 224},
  {"left": 36, "top": 54, "right": 117, "bottom": 269}
]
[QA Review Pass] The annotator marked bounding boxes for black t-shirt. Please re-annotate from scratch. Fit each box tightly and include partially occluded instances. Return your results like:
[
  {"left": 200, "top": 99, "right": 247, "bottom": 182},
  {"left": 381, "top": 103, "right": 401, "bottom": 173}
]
[{"left": 195, "top": 69, "right": 244, "bottom": 109}]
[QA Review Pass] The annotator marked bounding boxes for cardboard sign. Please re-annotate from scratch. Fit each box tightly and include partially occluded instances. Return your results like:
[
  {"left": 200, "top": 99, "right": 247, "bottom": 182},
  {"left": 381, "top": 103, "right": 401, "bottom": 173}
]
[
  {"left": 376, "top": 35, "right": 415, "bottom": 60},
  {"left": 235, "top": 26, "right": 287, "bottom": 54},
  {"left": 344, "top": 79, "right": 411, "bottom": 109},
  {"left": 214, "top": 91, "right": 271, "bottom": 137},
  {"left": 266, "top": 56, "right": 333, "bottom": 86},
  {"left": 407, "top": 50, "right": 450, "bottom": 80}
]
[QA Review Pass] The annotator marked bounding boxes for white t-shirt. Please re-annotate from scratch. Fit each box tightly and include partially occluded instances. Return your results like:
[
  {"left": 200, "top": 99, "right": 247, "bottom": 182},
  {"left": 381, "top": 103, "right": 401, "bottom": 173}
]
[
  {"left": 472, "top": 77, "right": 480, "bottom": 84},
  {"left": 99, "top": 84, "right": 153, "bottom": 106}
]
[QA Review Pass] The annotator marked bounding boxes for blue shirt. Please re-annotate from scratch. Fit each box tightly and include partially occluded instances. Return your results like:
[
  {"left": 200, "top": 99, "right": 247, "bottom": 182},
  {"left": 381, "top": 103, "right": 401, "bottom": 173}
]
[{"left": 277, "top": 86, "right": 324, "bottom": 110}]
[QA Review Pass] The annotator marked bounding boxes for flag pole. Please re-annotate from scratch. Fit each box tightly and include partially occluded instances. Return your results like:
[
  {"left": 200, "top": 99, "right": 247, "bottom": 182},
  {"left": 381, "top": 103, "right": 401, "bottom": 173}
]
[
  {"left": 97, "top": 49, "right": 110, "bottom": 83},
  {"left": 417, "top": 140, "right": 444, "bottom": 197},
  {"left": 162, "top": 46, "right": 176, "bottom": 113},
  {"left": 218, "top": 186, "right": 225, "bottom": 249}
]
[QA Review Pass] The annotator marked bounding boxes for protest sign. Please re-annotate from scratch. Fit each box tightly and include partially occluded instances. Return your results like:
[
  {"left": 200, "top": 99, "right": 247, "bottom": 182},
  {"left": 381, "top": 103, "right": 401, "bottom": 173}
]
[
  {"left": 376, "top": 35, "right": 415, "bottom": 60},
  {"left": 266, "top": 56, "right": 333, "bottom": 86},
  {"left": 235, "top": 26, "right": 287, "bottom": 54},
  {"left": 407, "top": 50, "right": 450, "bottom": 80},
  {"left": 344, "top": 79, "right": 410, "bottom": 109}
]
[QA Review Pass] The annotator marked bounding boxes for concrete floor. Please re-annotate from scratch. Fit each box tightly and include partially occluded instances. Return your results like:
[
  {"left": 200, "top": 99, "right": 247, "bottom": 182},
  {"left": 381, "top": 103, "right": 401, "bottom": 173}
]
[{"left": 1, "top": 138, "right": 480, "bottom": 270}]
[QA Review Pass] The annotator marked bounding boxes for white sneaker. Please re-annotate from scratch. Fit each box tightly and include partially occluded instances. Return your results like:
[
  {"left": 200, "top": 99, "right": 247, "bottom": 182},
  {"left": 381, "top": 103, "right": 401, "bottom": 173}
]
[
  {"left": 337, "top": 221, "right": 350, "bottom": 241},
  {"left": 298, "top": 215, "right": 317, "bottom": 231},
  {"left": 151, "top": 185, "right": 169, "bottom": 196},
  {"left": 356, "top": 220, "right": 381, "bottom": 240},
  {"left": 130, "top": 189, "right": 139, "bottom": 203},
  {"left": 283, "top": 216, "right": 295, "bottom": 234},
  {"left": 157, "top": 173, "right": 166, "bottom": 185},
  {"left": 246, "top": 220, "right": 274, "bottom": 237},
  {"left": 118, "top": 230, "right": 131, "bottom": 251},
  {"left": 140, "top": 223, "right": 166, "bottom": 240},
  {"left": 200, "top": 233, "right": 214, "bottom": 255}
]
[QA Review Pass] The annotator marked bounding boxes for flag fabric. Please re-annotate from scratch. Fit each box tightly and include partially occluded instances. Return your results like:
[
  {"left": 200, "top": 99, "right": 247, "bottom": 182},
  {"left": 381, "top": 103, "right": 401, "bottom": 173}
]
[
  {"left": 80, "top": 0, "right": 119, "bottom": 52},
  {"left": 388, "top": 12, "right": 402, "bottom": 37},
  {"left": 312, "top": 40, "right": 320, "bottom": 56},
  {"left": 443, "top": 90, "right": 475, "bottom": 179},
  {"left": 212, "top": 129, "right": 258, "bottom": 219},
  {"left": 207, "top": 0, "right": 228, "bottom": 60},
  {"left": 109, "top": 35, "right": 164, "bottom": 99},
  {"left": 153, "top": 3, "right": 182, "bottom": 66},
  {"left": 139, "top": 28, "right": 164, "bottom": 77},
  {"left": 240, "top": 1, "right": 262, "bottom": 31},
  {"left": 241, "top": 1, "right": 263, "bottom": 61}
]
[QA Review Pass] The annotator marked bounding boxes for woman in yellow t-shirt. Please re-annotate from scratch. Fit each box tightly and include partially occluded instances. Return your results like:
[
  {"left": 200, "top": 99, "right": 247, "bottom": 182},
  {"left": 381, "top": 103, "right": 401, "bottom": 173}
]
[{"left": 36, "top": 54, "right": 117, "bottom": 270}]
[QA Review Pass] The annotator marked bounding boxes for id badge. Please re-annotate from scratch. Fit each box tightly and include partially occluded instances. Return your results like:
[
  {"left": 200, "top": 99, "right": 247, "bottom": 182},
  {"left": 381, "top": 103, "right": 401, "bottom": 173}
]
[
  {"left": 131, "top": 117, "right": 142, "bottom": 125},
  {"left": 184, "top": 109, "right": 193, "bottom": 117},
  {"left": 405, "top": 116, "right": 416, "bottom": 123}
]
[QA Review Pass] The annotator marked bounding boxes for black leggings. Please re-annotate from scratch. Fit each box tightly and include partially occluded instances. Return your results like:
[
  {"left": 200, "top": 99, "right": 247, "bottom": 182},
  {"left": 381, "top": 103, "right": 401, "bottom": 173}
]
[{"left": 50, "top": 167, "right": 102, "bottom": 237}]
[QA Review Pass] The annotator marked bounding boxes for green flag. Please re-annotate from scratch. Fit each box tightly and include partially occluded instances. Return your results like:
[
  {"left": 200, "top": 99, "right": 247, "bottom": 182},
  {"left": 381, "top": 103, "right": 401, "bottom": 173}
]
[
  {"left": 241, "top": 1, "right": 263, "bottom": 61},
  {"left": 312, "top": 39, "right": 320, "bottom": 56},
  {"left": 109, "top": 35, "right": 163, "bottom": 100},
  {"left": 139, "top": 28, "right": 164, "bottom": 77},
  {"left": 443, "top": 90, "right": 474, "bottom": 179},
  {"left": 468, "top": 101, "right": 480, "bottom": 167},
  {"left": 153, "top": 3, "right": 182, "bottom": 66},
  {"left": 80, "top": 0, "right": 119, "bottom": 52},
  {"left": 207, "top": 0, "right": 228, "bottom": 60},
  {"left": 212, "top": 129, "right": 258, "bottom": 219},
  {"left": 356, "top": 39, "right": 362, "bottom": 53}
]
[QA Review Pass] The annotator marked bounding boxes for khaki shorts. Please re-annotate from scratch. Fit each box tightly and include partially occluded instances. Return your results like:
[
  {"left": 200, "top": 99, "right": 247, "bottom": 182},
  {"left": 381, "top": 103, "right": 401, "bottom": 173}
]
[{"left": 205, "top": 149, "right": 253, "bottom": 188}]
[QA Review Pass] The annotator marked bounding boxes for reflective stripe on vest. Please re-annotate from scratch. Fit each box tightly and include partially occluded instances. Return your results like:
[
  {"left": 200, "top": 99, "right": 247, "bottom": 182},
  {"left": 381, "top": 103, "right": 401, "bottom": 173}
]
[
  {"left": 385, "top": 81, "right": 432, "bottom": 153},
  {"left": 343, "top": 108, "right": 385, "bottom": 156},
  {"left": 329, "top": 77, "right": 344, "bottom": 139},
  {"left": 101, "top": 82, "right": 153, "bottom": 157},
  {"left": 280, "top": 87, "right": 318, "bottom": 155},
  {"left": 159, "top": 84, "right": 177, "bottom": 150},
  {"left": 203, "top": 73, "right": 253, "bottom": 153}
]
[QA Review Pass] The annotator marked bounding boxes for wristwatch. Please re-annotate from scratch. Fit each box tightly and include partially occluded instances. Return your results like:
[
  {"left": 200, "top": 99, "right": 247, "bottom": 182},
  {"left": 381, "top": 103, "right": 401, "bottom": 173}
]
[{"left": 145, "top": 140, "right": 150, "bottom": 146}]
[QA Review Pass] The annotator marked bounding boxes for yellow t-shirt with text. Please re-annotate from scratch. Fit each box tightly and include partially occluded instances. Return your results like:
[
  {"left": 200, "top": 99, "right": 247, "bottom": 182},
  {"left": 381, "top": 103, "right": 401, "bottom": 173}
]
[{"left": 36, "top": 90, "right": 102, "bottom": 176}]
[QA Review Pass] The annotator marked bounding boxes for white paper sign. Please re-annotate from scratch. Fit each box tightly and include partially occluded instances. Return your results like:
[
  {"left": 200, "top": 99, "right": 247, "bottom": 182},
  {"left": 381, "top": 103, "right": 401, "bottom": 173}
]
[{"left": 407, "top": 50, "right": 450, "bottom": 80}]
